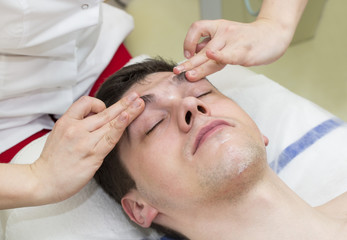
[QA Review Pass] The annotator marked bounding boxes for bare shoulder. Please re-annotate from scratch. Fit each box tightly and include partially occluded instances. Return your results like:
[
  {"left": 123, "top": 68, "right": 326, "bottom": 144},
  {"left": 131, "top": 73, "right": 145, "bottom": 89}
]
[
  {"left": 315, "top": 192, "right": 347, "bottom": 219},
  {"left": 315, "top": 192, "right": 347, "bottom": 239}
]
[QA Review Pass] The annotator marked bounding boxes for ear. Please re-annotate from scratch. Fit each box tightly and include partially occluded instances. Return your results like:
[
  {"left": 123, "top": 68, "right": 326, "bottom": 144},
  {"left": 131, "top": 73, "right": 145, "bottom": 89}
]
[
  {"left": 121, "top": 190, "right": 159, "bottom": 228},
  {"left": 263, "top": 135, "right": 269, "bottom": 146}
]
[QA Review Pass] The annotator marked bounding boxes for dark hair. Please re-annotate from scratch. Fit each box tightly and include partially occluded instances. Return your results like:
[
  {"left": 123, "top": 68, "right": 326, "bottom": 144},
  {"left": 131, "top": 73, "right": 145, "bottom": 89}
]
[{"left": 94, "top": 57, "right": 186, "bottom": 239}]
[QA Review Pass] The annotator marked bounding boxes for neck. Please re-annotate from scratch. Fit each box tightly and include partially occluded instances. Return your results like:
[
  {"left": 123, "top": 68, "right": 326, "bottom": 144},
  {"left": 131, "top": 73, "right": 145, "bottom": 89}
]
[{"left": 162, "top": 168, "right": 346, "bottom": 240}]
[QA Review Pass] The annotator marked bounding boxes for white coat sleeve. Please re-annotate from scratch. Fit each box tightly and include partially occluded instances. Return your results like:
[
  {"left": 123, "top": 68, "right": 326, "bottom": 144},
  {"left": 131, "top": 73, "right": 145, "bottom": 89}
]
[
  {"left": 0, "top": 1, "right": 134, "bottom": 153},
  {"left": 0, "top": 0, "right": 101, "bottom": 56}
]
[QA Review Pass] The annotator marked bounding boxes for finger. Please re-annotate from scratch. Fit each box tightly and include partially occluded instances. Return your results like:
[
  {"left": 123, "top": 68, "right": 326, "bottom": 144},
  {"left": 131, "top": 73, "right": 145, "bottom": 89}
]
[
  {"left": 183, "top": 20, "right": 215, "bottom": 59},
  {"left": 94, "top": 97, "right": 145, "bottom": 156},
  {"left": 173, "top": 52, "right": 209, "bottom": 75},
  {"left": 185, "top": 59, "right": 226, "bottom": 81},
  {"left": 206, "top": 45, "right": 248, "bottom": 66},
  {"left": 83, "top": 92, "right": 140, "bottom": 132},
  {"left": 206, "top": 49, "right": 232, "bottom": 65},
  {"left": 196, "top": 37, "right": 211, "bottom": 53},
  {"left": 176, "top": 39, "right": 223, "bottom": 80},
  {"left": 175, "top": 37, "right": 226, "bottom": 75},
  {"left": 65, "top": 96, "right": 106, "bottom": 120}
]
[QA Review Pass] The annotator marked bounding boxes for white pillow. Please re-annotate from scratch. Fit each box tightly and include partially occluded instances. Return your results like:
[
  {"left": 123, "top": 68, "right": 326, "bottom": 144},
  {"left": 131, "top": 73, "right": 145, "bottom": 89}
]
[{"left": 1, "top": 61, "right": 346, "bottom": 240}]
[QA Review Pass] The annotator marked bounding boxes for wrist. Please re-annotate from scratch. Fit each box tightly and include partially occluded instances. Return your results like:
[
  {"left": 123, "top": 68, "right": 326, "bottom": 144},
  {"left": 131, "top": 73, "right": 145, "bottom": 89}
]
[
  {"left": 253, "top": 17, "right": 294, "bottom": 47},
  {"left": 19, "top": 163, "right": 50, "bottom": 207},
  {"left": 29, "top": 159, "right": 59, "bottom": 206},
  {"left": 0, "top": 163, "right": 47, "bottom": 209},
  {"left": 256, "top": 0, "right": 308, "bottom": 44}
]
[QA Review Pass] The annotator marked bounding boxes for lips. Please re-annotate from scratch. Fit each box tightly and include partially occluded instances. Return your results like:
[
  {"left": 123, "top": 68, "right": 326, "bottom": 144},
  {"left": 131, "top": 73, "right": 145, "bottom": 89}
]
[{"left": 193, "top": 120, "right": 230, "bottom": 154}]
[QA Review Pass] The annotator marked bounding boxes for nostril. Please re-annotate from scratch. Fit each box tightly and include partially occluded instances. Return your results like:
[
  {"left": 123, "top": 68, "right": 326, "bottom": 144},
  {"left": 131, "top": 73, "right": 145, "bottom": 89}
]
[
  {"left": 197, "top": 105, "right": 206, "bottom": 114},
  {"left": 185, "top": 111, "right": 192, "bottom": 124}
]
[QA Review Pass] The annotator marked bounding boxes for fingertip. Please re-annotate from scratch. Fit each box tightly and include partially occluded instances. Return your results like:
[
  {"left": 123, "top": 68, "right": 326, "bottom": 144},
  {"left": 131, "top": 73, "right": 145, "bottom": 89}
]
[
  {"left": 126, "top": 92, "right": 140, "bottom": 103},
  {"left": 131, "top": 98, "right": 144, "bottom": 110},
  {"left": 128, "top": 98, "right": 145, "bottom": 118},
  {"left": 187, "top": 69, "right": 196, "bottom": 77},
  {"left": 184, "top": 50, "right": 191, "bottom": 59},
  {"left": 206, "top": 49, "right": 218, "bottom": 60},
  {"left": 118, "top": 111, "right": 129, "bottom": 124},
  {"left": 118, "top": 91, "right": 140, "bottom": 109},
  {"left": 173, "top": 67, "right": 180, "bottom": 75},
  {"left": 185, "top": 70, "right": 199, "bottom": 81},
  {"left": 173, "top": 65, "right": 184, "bottom": 74}
]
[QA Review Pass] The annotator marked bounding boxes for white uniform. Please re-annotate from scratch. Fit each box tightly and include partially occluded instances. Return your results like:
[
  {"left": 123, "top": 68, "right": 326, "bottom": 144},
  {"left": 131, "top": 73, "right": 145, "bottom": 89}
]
[{"left": 0, "top": 0, "right": 134, "bottom": 153}]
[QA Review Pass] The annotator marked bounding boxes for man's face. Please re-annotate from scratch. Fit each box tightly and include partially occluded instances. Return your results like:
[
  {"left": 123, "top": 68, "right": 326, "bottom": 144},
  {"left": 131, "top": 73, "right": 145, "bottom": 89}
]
[{"left": 119, "top": 72, "right": 268, "bottom": 210}]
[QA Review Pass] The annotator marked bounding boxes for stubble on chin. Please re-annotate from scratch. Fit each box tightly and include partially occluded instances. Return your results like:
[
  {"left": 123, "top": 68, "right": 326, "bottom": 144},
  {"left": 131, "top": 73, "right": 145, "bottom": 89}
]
[{"left": 196, "top": 142, "right": 267, "bottom": 204}]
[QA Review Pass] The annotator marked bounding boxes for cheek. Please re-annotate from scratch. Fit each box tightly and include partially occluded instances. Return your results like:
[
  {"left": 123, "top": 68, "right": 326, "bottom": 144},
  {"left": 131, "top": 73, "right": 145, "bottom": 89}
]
[
  {"left": 132, "top": 141, "right": 182, "bottom": 187},
  {"left": 135, "top": 142, "right": 202, "bottom": 205},
  {"left": 210, "top": 100, "right": 238, "bottom": 117},
  {"left": 211, "top": 100, "right": 261, "bottom": 137},
  {"left": 136, "top": 154, "right": 194, "bottom": 208}
]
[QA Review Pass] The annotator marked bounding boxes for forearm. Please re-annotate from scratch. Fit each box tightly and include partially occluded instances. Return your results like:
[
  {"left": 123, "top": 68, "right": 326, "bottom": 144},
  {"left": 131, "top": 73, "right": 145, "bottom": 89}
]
[
  {"left": 257, "top": 0, "right": 308, "bottom": 41},
  {"left": 0, "top": 163, "right": 45, "bottom": 209}
]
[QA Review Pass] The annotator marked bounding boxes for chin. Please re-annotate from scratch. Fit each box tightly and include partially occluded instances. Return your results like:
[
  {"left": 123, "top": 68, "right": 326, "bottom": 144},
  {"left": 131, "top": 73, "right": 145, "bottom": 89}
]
[
  {"left": 197, "top": 140, "right": 267, "bottom": 202},
  {"left": 225, "top": 143, "right": 267, "bottom": 199}
]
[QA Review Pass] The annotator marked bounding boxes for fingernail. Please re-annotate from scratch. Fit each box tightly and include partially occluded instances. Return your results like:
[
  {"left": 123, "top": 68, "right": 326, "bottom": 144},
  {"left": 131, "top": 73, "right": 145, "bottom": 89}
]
[
  {"left": 174, "top": 65, "right": 184, "bottom": 73},
  {"left": 119, "top": 111, "right": 128, "bottom": 122},
  {"left": 208, "top": 49, "right": 216, "bottom": 55},
  {"left": 184, "top": 50, "right": 191, "bottom": 58},
  {"left": 131, "top": 98, "right": 142, "bottom": 108},
  {"left": 127, "top": 92, "right": 138, "bottom": 102},
  {"left": 187, "top": 70, "right": 196, "bottom": 77}
]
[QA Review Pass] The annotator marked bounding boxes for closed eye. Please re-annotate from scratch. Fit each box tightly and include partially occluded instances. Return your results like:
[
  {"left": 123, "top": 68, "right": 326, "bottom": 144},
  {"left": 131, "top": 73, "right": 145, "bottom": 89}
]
[
  {"left": 197, "top": 90, "right": 212, "bottom": 98},
  {"left": 145, "top": 119, "right": 164, "bottom": 135}
]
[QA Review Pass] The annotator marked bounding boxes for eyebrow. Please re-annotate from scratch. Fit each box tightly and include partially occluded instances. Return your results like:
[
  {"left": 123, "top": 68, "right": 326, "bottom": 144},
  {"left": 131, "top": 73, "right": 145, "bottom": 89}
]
[
  {"left": 172, "top": 72, "right": 187, "bottom": 83},
  {"left": 125, "top": 93, "right": 156, "bottom": 143},
  {"left": 140, "top": 94, "right": 156, "bottom": 105}
]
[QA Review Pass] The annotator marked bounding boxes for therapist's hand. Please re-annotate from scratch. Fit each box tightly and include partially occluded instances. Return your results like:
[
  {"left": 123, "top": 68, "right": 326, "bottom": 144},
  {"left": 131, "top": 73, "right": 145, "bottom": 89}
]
[
  {"left": 30, "top": 94, "right": 144, "bottom": 204},
  {"left": 174, "top": 19, "right": 292, "bottom": 81}
]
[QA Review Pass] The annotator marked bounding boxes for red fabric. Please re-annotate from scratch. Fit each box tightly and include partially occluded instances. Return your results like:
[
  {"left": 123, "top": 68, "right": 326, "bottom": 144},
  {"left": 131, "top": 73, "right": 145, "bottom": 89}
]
[
  {"left": 0, "top": 129, "right": 50, "bottom": 164},
  {"left": 89, "top": 43, "right": 132, "bottom": 97},
  {"left": 0, "top": 43, "right": 132, "bottom": 164}
]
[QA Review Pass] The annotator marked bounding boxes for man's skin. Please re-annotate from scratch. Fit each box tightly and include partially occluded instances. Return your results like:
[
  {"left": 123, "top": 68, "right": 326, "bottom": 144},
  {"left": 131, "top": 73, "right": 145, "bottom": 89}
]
[{"left": 116, "top": 71, "right": 347, "bottom": 239}]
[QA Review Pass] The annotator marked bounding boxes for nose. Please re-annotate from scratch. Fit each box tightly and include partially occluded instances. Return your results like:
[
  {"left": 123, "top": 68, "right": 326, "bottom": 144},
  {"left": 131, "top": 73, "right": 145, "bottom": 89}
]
[{"left": 178, "top": 97, "right": 210, "bottom": 132}]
